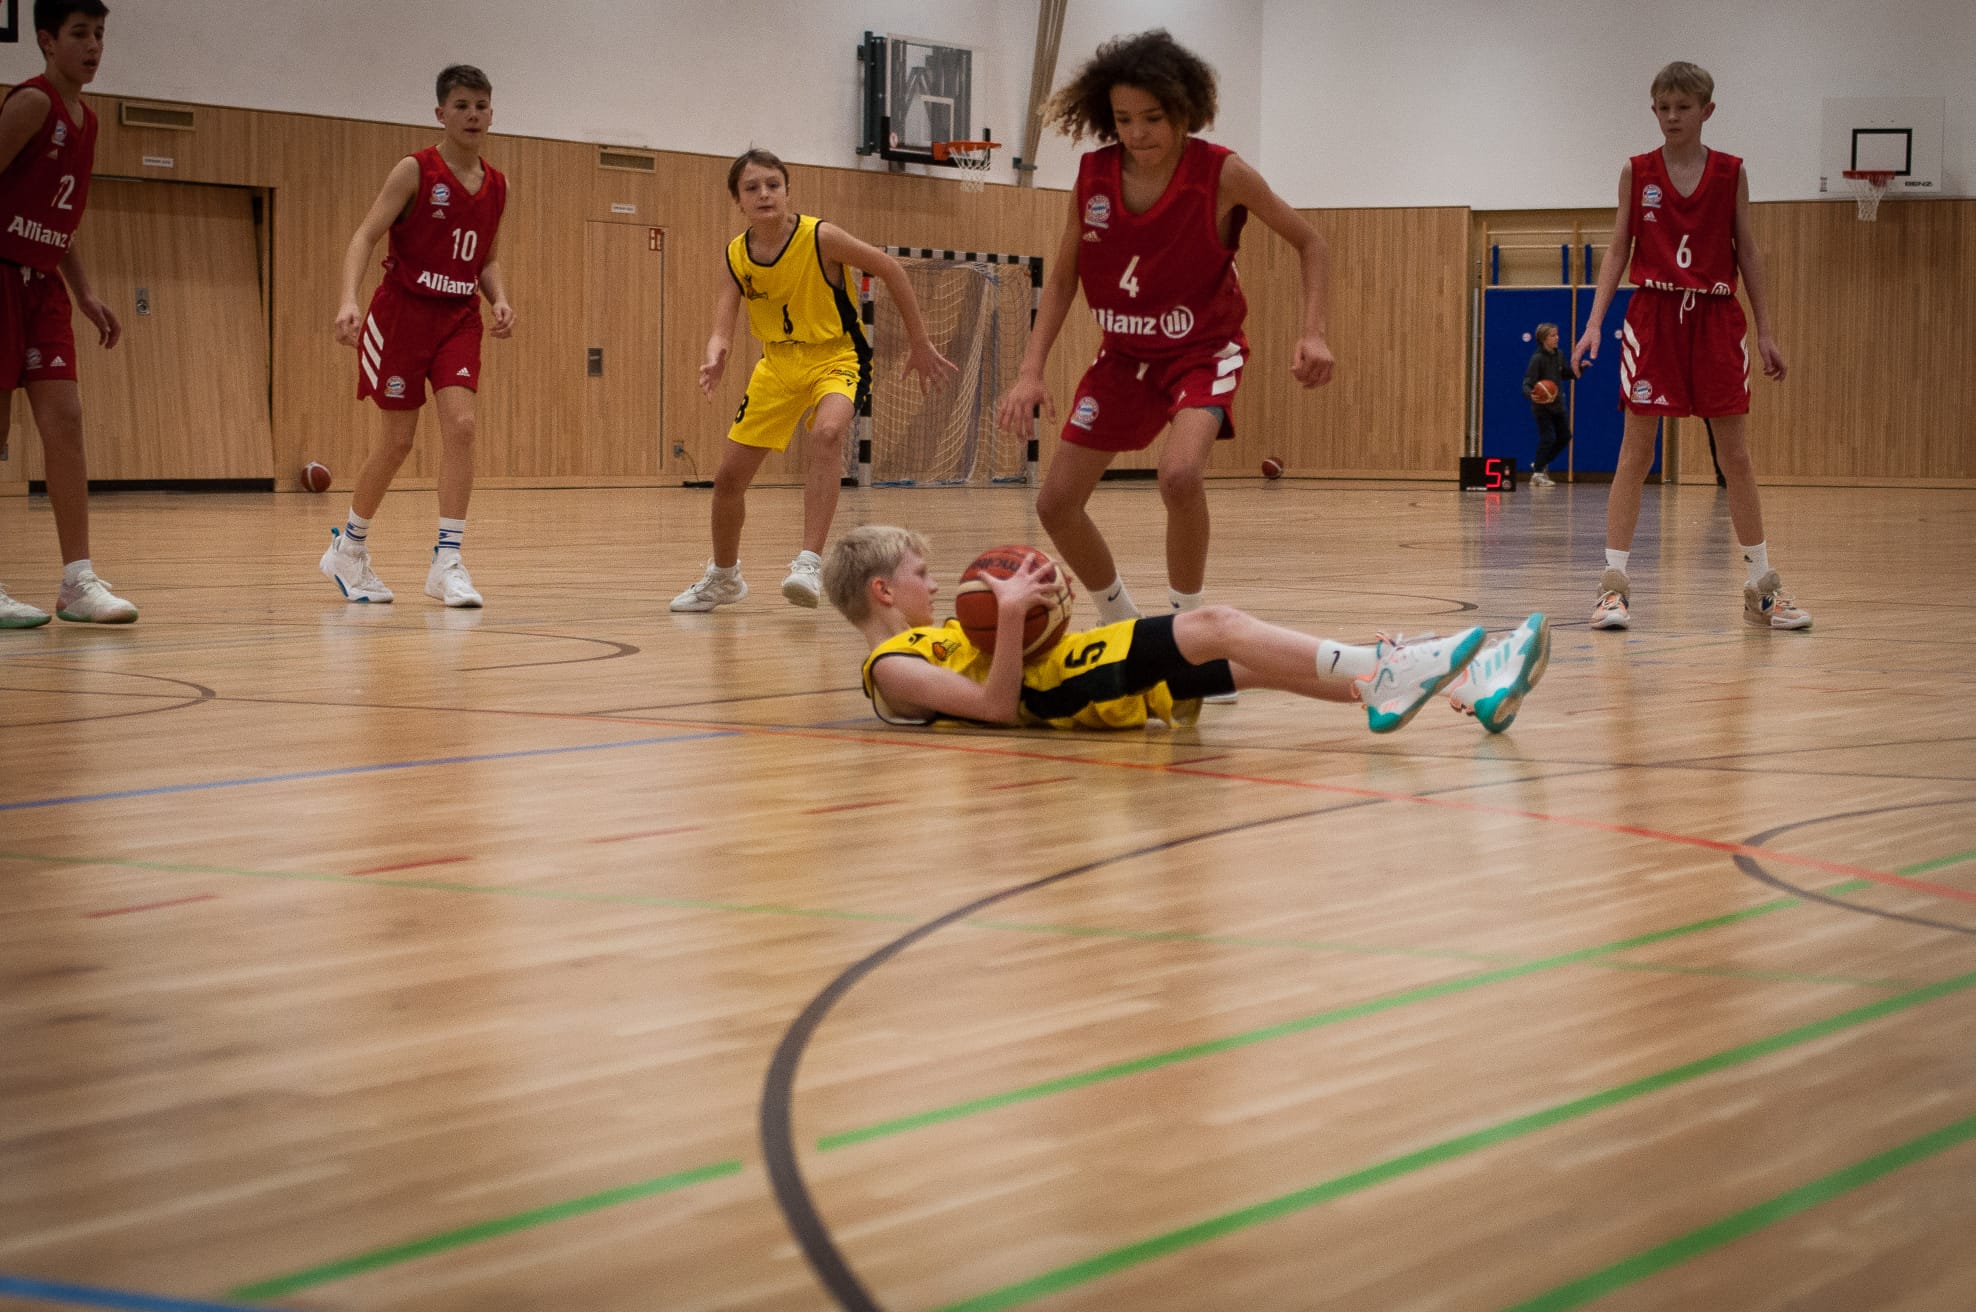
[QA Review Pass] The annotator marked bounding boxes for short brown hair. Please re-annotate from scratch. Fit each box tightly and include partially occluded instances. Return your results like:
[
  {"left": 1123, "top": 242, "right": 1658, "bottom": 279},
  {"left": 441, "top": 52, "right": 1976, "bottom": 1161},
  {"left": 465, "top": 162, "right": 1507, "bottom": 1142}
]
[
  {"left": 437, "top": 65, "right": 491, "bottom": 103},
  {"left": 1044, "top": 30, "right": 1218, "bottom": 144},
  {"left": 727, "top": 148, "right": 789, "bottom": 199},
  {"left": 1651, "top": 61, "right": 1713, "bottom": 104},
  {"left": 824, "top": 525, "right": 930, "bottom": 623}
]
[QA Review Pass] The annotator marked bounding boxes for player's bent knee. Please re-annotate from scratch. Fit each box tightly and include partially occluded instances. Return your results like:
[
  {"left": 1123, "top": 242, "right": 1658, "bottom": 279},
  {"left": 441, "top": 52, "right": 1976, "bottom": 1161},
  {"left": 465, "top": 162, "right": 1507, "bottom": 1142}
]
[{"left": 1158, "top": 467, "right": 1206, "bottom": 506}]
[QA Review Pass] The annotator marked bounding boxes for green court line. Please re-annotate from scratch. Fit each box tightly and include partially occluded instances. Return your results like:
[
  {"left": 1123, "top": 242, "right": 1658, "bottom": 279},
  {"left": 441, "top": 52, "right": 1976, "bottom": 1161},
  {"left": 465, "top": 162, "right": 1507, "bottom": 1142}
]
[
  {"left": 1501, "top": 1110, "right": 1976, "bottom": 1312},
  {"left": 934, "top": 970, "right": 1976, "bottom": 1312},
  {"left": 1589, "top": 960, "right": 1914, "bottom": 990},
  {"left": 225, "top": 1159, "right": 743, "bottom": 1301},
  {"left": 1897, "top": 848, "right": 1976, "bottom": 877},
  {"left": 816, "top": 895, "right": 1831, "bottom": 1152}
]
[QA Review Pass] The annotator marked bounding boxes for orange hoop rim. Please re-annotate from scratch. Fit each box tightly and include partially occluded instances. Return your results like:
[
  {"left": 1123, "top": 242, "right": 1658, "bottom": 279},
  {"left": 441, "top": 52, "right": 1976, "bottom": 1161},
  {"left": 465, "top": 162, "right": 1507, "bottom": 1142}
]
[
  {"left": 932, "top": 140, "right": 1001, "bottom": 161},
  {"left": 1841, "top": 169, "right": 1895, "bottom": 185}
]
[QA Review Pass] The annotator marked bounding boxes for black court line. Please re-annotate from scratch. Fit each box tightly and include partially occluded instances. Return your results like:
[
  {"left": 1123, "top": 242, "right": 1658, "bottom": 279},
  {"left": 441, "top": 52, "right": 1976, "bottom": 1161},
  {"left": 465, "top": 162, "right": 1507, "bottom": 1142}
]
[
  {"left": 1735, "top": 799, "right": 1976, "bottom": 937},
  {"left": 461, "top": 630, "right": 641, "bottom": 672},
  {"left": 0, "top": 666, "right": 216, "bottom": 729}
]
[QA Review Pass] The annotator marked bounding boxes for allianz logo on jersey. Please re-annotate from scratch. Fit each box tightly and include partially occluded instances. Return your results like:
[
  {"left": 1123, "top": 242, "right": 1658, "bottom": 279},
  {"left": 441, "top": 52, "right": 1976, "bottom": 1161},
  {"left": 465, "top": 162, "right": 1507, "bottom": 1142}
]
[
  {"left": 416, "top": 269, "right": 478, "bottom": 296},
  {"left": 6, "top": 215, "right": 71, "bottom": 249},
  {"left": 1094, "top": 305, "right": 1196, "bottom": 340}
]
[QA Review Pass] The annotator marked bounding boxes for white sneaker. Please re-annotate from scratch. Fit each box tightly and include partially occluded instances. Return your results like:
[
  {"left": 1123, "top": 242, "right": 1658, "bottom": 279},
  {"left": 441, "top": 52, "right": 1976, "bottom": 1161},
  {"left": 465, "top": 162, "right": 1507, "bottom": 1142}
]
[
  {"left": 781, "top": 554, "right": 822, "bottom": 608},
  {"left": 319, "top": 528, "right": 393, "bottom": 603},
  {"left": 671, "top": 562, "right": 747, "bottom": 612},
  {"left": 1529, "top": 471, "right": 1555, "bottom": 487},
  {"left": 1447, "top": 613, "right": 1550, "bottom": 733},
  {"left": 1590, "top": 567, "right": 1630, "bottom": 630},
  {"left": 0, "top": 584, "right": 51, "bottom": 628},
  {"left": 1203, "top": 689, "right": 1239, "bottom": 705},
  {"left": 55, "top": 569, "right": 139, "bottom": 624},
  {"left": 425, "top": 550, "right": 483, "bottom": 607},
  {"left": 1359, "top": 627, "right": 1484, "bottom": 734},
  {"left": 1744, "top": 570, "right": 1811, "bottom": 630}
]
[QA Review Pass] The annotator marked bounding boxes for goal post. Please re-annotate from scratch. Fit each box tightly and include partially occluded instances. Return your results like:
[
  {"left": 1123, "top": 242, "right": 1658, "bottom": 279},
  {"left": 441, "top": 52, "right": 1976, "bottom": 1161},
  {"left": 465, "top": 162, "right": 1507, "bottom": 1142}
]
[{"left": 849, "top": 249, "right": 1043, "bottom": 487}]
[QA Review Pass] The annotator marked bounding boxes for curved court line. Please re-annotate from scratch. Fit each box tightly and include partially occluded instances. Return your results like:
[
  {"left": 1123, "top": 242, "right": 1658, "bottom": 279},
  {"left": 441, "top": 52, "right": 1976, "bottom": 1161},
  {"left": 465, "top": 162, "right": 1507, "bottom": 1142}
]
[
  {"left": 0, "top": 1273, "right": 279, "bottom": 1312},
  {"left": 1499, "top": 1110, "right": 1976, "bottom": 1312},
  {"left": 1735, "top": 802, "right": 1976, "bottom": 935},
  {"left": 0, "top": 666, "right": 216, "bottom": 729},
  {"left": 0, "top": 730, "right": 735, "bottom": 812},
  {"left": 460, "top": 629, "right": 640, "bottom": 672}
]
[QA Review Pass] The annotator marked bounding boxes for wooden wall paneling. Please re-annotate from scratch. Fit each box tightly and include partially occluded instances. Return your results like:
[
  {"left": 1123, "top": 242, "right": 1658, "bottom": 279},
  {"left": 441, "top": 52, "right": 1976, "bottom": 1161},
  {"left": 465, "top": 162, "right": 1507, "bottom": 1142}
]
[{"left": 581, "top": 220, "right": 664, "bottom": 477}]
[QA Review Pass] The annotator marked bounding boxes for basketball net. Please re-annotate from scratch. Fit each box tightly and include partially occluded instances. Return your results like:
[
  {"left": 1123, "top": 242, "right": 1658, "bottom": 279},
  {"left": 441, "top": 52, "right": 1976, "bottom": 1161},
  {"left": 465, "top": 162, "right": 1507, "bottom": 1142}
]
[
  {"left": 1842, "top": 169, "right": 1893, "bottom": 222},
  {"left": 934, "top": 140, "right": 998, "bottom": 194}
]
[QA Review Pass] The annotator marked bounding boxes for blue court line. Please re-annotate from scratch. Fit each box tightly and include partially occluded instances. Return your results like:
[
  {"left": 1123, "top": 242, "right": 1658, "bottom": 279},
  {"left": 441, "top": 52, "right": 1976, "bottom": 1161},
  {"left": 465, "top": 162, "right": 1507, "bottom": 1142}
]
[
  {"left": 0, "top": 1274, "right": 281, "bottom": 1312},
  {"left": 0, "top": 731, "right": 737, "bottom": 812}
]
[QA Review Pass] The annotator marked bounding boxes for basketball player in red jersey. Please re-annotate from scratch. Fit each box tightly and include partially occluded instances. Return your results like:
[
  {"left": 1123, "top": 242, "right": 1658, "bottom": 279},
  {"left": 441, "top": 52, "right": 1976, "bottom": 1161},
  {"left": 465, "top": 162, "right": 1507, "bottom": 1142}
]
[
  {"left": 0, "top": 0, "right": 137, "bottom": 627},
  {"left": 1572, "top": 61, "right": 1809, "bottom": 632},
  {"left": 993, "top": 30, "right": 1332, "bottom": 648},
  {"left": 320, "top": 64, "right": 513, "bottom": 608}
]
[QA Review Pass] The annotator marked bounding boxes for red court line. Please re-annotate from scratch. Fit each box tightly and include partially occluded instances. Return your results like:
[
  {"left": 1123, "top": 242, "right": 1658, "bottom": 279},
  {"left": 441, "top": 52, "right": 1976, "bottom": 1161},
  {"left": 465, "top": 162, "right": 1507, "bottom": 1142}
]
[
  {"left": 989, "top": 775, "right": 1075, "bottom": 792},
  {"left": 86, "top": 894, "right": 217, "bottom": 918},
  {"left": 801, "top": 800, "right": 899, "bottom": 815},
  {"left": 350, "top": 855, "right": 471, "bottom": 877},
  {"left": 381, "top": 705, "right": 1971, "bottom": 905},
  {"left": 586, "top": 825, "right": 704, "bottom": 844}
]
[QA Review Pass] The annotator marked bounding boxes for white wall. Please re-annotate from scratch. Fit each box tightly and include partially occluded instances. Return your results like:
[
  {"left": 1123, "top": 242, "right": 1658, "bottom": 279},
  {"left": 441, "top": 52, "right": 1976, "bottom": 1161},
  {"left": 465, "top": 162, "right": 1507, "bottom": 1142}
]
[
  {"left": 25, "top": 0, "right": 1964, "bottom": 208},
  {"left": 1260, "top": 0, "right": 1975, "bottom": 208}
]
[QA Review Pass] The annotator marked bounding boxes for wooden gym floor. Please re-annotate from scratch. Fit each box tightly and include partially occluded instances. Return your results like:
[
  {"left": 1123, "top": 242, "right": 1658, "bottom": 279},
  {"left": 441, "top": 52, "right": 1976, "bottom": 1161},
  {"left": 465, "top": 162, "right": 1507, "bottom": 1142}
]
[{"left": 2, "top": 480, "right": 1973, "bottom": 1312}]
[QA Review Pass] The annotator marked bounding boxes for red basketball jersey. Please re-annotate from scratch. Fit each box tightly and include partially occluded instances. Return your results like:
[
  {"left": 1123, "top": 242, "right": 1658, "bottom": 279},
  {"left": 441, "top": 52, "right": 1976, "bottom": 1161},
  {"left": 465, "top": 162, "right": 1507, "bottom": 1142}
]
[
  {"left": 1626, "top": 148, "right": 1742, "bottom": 297},
  {"left": 382, "top": 146, "right": 507, "bottom": 301},
  {"left": 0, "top": 76, "right": 97, "bottom": 273},
  {"left": 1075, "top": 138, "right": 1247, "bottom": 359}
]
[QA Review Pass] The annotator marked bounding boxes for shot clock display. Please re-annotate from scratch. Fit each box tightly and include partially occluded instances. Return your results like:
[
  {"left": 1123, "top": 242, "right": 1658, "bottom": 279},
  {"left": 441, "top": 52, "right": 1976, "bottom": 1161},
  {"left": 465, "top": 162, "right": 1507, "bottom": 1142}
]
[{"left": 1459, "top": 456, "right": 1517, "bottom": 491}]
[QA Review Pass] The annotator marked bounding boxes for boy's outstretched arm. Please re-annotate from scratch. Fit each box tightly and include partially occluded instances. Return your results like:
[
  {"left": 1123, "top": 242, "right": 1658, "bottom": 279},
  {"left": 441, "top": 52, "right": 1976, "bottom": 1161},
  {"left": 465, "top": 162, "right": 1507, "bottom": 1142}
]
[
  {"left": 995, "top": 209, "right": 1083, "bottom": 435},
  {"left": 1732, "top": 168, "right": 1786, "bottom": 381},
  {"left": 1573, "top": 163, "right": 1634, "bottom": 371},
  {"left": 818, "top": 223, "right": 959, "bottom": 392},
  {"left": 334, "top": 156, "right": 421, "bottom": 347},
  {"left": 699, "top": 278, "right": 742, "bottom": 398},
  {"left": 1222, "top": 155, "right": 1333, "bottom": 386}
]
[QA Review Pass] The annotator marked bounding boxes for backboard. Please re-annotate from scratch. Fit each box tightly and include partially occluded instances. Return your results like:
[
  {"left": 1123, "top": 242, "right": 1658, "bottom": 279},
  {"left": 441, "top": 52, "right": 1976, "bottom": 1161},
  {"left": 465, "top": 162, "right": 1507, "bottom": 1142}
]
[
  {"left": 857, "top": 31, "right": 981, "bottom": 167},
  {"left": 1819, "top": 97, "right": 1944, "bottom": 195}
]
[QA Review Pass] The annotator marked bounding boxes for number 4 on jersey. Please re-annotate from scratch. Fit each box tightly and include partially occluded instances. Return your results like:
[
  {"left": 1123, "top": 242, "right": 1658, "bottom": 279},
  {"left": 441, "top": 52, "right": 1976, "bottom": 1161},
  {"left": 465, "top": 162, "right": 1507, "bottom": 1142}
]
[{"left": 1117, "top": 255, "right": 1141, "bottom": 298}]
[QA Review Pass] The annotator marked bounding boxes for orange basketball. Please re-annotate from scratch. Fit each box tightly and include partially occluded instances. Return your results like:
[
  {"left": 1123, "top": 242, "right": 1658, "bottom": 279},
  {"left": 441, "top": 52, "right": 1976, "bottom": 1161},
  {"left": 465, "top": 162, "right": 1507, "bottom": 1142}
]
[
  {"left": 1260, "top": 456, "right": 1284, "bottom": 480},
  {"left": 301, "top": 461, "right": 332, "bottom": 492},
  {"left": 953, "top": 544, "right": 1074, "bottom": 660},
  {"left": 1531, "top": 379, "right": 1559, "bottom": 405}
]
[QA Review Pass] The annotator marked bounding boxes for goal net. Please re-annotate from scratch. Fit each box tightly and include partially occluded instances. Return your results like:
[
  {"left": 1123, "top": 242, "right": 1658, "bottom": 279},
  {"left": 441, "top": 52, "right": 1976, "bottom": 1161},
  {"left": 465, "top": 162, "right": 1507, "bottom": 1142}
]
[{"left": 849, "top": 249, "right": 1042, "bottom": 487}]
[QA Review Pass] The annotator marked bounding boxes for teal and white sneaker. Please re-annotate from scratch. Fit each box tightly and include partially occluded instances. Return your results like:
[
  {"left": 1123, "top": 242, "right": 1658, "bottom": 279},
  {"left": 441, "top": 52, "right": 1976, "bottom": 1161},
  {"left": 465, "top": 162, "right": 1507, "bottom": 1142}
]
[
  {"left": 1447, "top": 613, "right": 1550, "bottom": 733},
  {"left": 1359, "top": 627, "right": 1484, "bottom": 734},
  {"left": 55, "top": 569, "right": 138, "bottom": 623},
  {"left": 319, "top": 527, "right": 393, "bottom": 603},
  {"left": 0, "top": 584, "right": 51, "bottom": 628}
]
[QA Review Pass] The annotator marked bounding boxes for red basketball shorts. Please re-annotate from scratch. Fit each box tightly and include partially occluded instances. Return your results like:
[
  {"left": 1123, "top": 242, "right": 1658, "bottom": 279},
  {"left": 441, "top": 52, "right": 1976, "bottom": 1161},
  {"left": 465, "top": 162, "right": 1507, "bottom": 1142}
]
[
  {"left": 0, "top": 262, "right": 79, "bottom": 390},
  {"left": 1618, "top": 290, "right": 1749, "bottom": 418},
  {"left": 1060, "top": 337, "right": 1247, "bottom": 453},
  {"left": 357, "top": 284, "right": 484, "bottom": 410}
]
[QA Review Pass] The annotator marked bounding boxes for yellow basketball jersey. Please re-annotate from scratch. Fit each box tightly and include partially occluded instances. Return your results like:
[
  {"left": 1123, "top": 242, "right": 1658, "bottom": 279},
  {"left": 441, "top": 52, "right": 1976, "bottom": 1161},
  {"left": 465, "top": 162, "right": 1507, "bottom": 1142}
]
[
  {"left": 726, "top": 214, "right": 867, "bottom": 349},
  {"left": 860, "top": 620, "right": 1197, "bottom": 730}
]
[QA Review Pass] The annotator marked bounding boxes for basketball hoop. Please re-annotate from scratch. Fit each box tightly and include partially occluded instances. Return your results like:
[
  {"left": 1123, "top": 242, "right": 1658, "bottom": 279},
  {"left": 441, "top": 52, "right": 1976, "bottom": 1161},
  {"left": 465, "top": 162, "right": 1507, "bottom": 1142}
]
[
  {"left": 1842, "top": 169, "right": 1895, "bottom": 222},
  {"left": 933, "top": 140, "right": 999, "bottom": 193}
]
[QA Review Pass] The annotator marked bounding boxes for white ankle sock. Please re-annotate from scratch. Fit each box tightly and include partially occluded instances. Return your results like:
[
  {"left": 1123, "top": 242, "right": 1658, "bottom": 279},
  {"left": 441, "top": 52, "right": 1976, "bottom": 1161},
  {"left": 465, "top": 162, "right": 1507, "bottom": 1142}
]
[
  {"left": 1093, "top": 578, "right": 1139, "bottom": 625},
  {"left": 343, "top": 509, "right": 371, "bottom": 550},
  {"left": 1315, "top": 640, "right": 1377, "bottom": 699},
  {"left": 1168, "top": 587, "right": 1204, "bottom": 612},
  {"left": 1740, "top": 541, "right": 1769, "bottom": 586},
  {"left": 62, "top": 558, "right": 90, "bottom": 586},
  {"left": 1604, "top": 548, "right": 1630, "bottom": 574}
]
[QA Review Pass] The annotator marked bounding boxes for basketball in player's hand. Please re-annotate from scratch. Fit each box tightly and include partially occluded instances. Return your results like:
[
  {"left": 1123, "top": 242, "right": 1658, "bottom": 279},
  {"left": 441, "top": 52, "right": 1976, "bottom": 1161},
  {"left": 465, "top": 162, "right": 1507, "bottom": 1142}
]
[
  {"left": 1260, "top": 456, "right": 1284, "bottom": 480},
  {"left": 301, "top": 461, "right": 332, "bottom": 492},
  {"left": 954, "top": 544, "right": 1074, "bottom": 659},
  {"left": 1530, "top": 380, "right": 1559, "bottom": 405}
]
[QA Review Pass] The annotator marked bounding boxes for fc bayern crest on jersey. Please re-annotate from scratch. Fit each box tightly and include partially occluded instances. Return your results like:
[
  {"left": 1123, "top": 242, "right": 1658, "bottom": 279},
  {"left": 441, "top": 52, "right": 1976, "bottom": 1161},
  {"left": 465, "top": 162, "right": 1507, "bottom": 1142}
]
[
  {"left": 386, "top": 375, "right": 407, "bottom": 399},
  {"left": 431, "top": 182, "right": 452, "bottom": 207},
  {"left": 1083, "top": 194, "right": 1112, "bottom": 229},
  {"left": 1642, "top": 184, "right": 1663, "bottom": 208},
  {"left": 1632, "top": 379, "right": 1654, "bottom": 404},
  {"left": 1070, "top": 395, "right": 1100, "bottom": 429},
  {"left": 51, "top": 121, "right": 67, "bottom": 147},
  {"left": 25, "top": 348, "right": 41, "bottom": 370}
]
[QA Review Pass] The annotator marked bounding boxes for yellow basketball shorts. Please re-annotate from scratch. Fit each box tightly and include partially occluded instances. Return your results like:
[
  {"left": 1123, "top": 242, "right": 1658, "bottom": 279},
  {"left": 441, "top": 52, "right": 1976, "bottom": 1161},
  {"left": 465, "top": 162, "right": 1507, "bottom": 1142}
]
[{"left": 728, "top": 340, "right": 870, "bottom": 452}]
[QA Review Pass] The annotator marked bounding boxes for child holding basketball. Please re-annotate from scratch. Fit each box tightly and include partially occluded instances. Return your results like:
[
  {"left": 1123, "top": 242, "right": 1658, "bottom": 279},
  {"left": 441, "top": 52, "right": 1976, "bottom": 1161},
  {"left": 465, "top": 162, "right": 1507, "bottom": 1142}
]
[
  {"left": 1571, "top": 61, "right": 1809, "bottom": 631},
  {"left": 0, "top": 0, "right": 138, "bottom": 627},
  {"left": 319, "top": 64, "right": 513, "bottom": 609},
  {"left": 669, "top": 149, "right": 956, "bottom": 613},
  {"left": 1522, "top": 323, "right": 1581, "bottom": 486},
  {"left": 823, "top": 525, "right": 1552, "bottom": 734},
  {"left": 993, "top": 29, "right": 1333, "bottom": 631}
]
